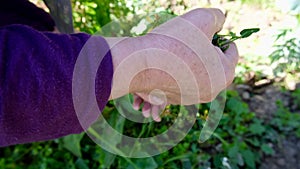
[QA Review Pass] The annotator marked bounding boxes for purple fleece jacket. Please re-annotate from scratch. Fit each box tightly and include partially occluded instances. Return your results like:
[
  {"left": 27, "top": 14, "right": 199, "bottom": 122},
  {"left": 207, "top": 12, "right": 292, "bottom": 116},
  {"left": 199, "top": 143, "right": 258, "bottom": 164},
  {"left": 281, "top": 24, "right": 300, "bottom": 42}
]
[{"left": 0, "top": 25, "right": 113, "bottom": 147}]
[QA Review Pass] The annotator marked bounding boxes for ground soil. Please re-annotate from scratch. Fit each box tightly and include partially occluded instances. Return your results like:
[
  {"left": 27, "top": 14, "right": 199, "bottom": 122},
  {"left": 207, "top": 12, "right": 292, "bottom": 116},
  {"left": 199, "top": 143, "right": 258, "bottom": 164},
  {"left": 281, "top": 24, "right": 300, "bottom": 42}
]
[{"left": 234, "top": 82, "right": 300, "bottom": 169}]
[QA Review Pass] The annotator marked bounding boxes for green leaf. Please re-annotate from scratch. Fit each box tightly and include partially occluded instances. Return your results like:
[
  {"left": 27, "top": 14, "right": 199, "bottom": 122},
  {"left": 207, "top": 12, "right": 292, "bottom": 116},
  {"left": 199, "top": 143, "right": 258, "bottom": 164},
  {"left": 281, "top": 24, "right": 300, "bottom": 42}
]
[
  {"left": 62, "top": 133, "right": 84, "bottom": 157},
  {"left": 245, "top": 138, "right": 260, "bottom": 147},
  {"left": 249, "top": 122, "right": 266, "bottom": 135},
  {"left": 229, "top": 31, "right": 237, "bottom": 37},
  {"left": 162, "top": 153, "right": 193, "bottom": 166},
  {"left": 228, "top": 145, "right": 239, "bottom": 158},
  {"left": 213, "top": 154, "right": 223, "bottom": 168},
  {"left": 261, "top": 144, "right": 275, "bottom": 155},
  {"left": 125, "top": 157, "right": 158, "bottom": 169},
  {"left": 241, "top": 150, "right": 255, "bottom": 169},
  {"left": 240, "top": 28, "right": 260, "bottom": 38},
  {"left": 181, "top": 158, "right": 192, "bottom": 169},
  {"left": 108, "top": 109, "right": 126, "bottom": 133},
  {"left": 226, "top": 98, "right": 249, "bottom": 115},
  {"left": 75, "top": 158, "right": 89, "bottom": 169},
  {"left": 295, "top": 125, "right": 300, "bottom": 138},
  {"left": 237, "top": 153, "right": 244, "bottom": 166},
  {"left": 97, "top": 149, "right": 116, "bottom": 168}
]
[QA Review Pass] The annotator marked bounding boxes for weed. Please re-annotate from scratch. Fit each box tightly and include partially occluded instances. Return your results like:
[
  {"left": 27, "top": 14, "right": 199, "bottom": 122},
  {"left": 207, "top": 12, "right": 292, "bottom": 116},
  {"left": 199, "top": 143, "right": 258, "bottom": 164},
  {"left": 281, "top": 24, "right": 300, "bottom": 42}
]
[{"left": 212, "top": 28, "right": 260, "bottom": 51}]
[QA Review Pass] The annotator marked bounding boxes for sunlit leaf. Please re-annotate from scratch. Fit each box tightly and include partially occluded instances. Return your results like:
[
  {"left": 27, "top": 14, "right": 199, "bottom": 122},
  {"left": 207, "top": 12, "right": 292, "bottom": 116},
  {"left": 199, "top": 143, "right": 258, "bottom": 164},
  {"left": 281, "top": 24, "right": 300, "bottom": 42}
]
[{"left": 240, "top": 28, "right": 260, "bottom": 38}]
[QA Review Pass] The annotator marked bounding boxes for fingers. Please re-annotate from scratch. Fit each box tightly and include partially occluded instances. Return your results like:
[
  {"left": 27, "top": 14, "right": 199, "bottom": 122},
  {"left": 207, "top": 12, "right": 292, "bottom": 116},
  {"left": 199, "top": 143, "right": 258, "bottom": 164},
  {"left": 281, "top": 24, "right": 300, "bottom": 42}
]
[
  {"left": 224, "top": 42, "right": 239, "bottom": 66},
  {"left": 181, "top": 8, "right": 226, "bottom": 40},
  {"left": 142, "top": 102, "right": 151, "bottom": 118},
  {"left": 133, "top": 94, "right": 143, "bottom": 110},
  {"left": 133, "top": 94, "right": 165, "bottom": 122},
  {"left": 223, "top": 42, "right": 239, "bottom": 86},
  {"left": 214, "top": 42, "right": 239, "bottom": 68},
  {"left": 150, "top": 105, "right": 161, "bottom": 122},
  {"left": 214, "top": 42, "right": 239, "bottom": 87},
  {"left": 142, "top": 101, "right": 166, "bottom": 122}
]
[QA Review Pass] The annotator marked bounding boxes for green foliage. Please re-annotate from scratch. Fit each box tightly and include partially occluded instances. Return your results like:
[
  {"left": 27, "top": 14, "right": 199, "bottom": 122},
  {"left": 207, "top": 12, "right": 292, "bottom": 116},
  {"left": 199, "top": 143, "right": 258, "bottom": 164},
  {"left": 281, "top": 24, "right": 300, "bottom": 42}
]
[
  {"left": 240, "top": 28, "right": 260, "bottom": 38},
  {"left": 0, "top": 141, "right": 78, "bottom": 169},
  {"left": 270, "top": 100, "right": 300, "bottom": 134},
  {"left": 62, "top": 133, "right": 84, "bottom": 157},
  {"left": 72, "top": 0, "right": 131, "bottom": 34},
  {"left": 71, "top": 0, "right": 181, "bottom": 34},
  {"left": 292, "top": 89, "right": 300, "bottom": 108},
  {"left": 213, "top": 28, "right": 260, "bottom": 51},
  {"left": 261, "top": 144, "right": 275, "bottom": 155},
  {"left": 1, "top": 90, "right": 299, "bottom": 168},
  {"left": 269, "top": 29, "right": 300, "bottom": 76},
  {"left": 237, "top": 0, "right": 275, "bottom": 8}
]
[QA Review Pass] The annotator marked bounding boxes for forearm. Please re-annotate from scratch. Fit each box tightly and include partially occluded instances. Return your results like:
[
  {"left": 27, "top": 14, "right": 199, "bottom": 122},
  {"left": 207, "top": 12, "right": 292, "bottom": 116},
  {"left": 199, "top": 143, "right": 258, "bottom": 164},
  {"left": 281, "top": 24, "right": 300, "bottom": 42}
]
[{"left": 0, "top": 25, "right": 113, "bottom": 146}]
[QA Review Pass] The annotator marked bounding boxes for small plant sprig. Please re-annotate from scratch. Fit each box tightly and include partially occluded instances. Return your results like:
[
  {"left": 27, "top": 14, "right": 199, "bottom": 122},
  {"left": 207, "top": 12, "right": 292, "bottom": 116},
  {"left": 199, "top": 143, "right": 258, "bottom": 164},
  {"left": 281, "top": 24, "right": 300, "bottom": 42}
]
[{"left": 212, "top": 28, "right": 260, "bottom": 51}]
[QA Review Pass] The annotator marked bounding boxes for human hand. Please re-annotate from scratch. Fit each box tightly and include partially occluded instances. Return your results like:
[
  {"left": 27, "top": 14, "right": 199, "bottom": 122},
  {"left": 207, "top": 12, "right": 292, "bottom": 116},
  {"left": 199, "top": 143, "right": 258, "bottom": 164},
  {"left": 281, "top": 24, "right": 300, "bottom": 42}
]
[
  {"left": 126, "top": 8, "right": 238, "bottom": 121},
  {"left": 108, "top": 8, "right": 239, "bottom": 121}
]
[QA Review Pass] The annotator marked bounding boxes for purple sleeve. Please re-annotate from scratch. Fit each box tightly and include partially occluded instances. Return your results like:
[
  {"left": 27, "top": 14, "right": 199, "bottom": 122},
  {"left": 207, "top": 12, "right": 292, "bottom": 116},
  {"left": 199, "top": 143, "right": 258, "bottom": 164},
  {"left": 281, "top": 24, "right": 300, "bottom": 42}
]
[{"left": 0, "top": 25, "right": 113, "bottom": 147}]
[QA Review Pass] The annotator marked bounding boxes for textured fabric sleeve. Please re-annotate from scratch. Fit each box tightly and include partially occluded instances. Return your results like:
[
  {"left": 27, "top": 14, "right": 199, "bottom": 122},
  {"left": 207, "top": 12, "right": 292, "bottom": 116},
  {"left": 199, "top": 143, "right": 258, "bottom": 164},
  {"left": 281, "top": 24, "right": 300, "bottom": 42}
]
[{"left": 0, "top": 25, "right": 113, "bottom": 147}]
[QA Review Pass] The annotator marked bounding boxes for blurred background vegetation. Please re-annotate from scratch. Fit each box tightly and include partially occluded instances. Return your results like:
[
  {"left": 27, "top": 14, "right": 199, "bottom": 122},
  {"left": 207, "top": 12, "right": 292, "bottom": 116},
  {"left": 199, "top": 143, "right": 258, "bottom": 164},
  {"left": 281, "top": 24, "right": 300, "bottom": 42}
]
[{"left": 1, "top": 0, "right": 300, "bottom": 168}]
